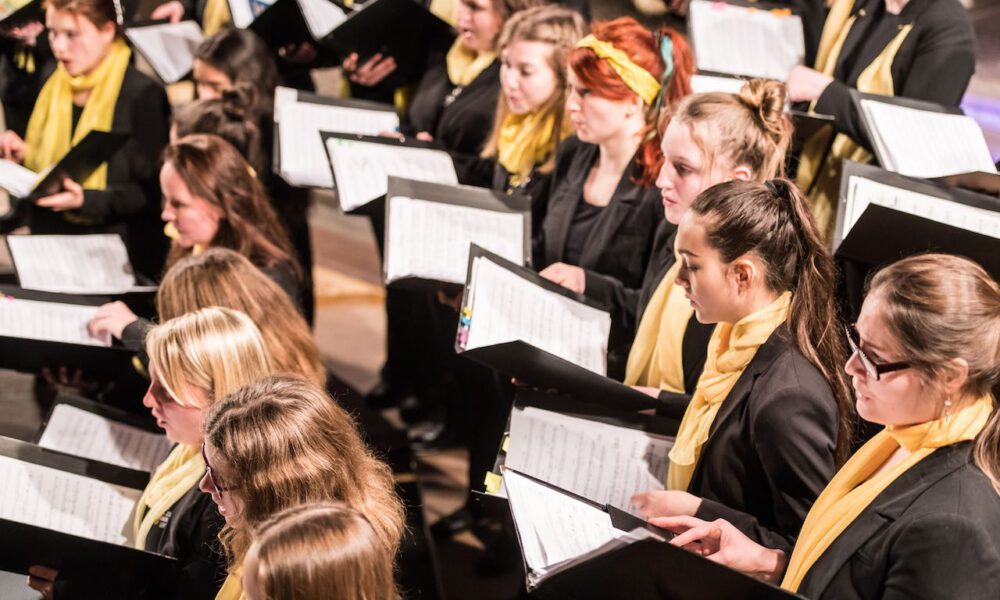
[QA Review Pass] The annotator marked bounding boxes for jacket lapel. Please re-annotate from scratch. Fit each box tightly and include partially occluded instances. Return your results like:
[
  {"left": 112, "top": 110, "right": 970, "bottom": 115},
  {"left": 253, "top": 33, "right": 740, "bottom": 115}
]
[
  {"left": 544, "top": 142, "right": 597, "bottom": 263},
  {"left": 577, "top": 155, "right": 644, "bottom": 268}
]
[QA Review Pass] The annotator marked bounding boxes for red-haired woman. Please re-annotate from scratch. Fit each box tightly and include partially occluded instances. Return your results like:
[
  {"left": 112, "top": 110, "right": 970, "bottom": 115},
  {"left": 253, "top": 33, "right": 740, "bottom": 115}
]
[{"left": 537, "top": 17, "right": 693, "bottom": 378}]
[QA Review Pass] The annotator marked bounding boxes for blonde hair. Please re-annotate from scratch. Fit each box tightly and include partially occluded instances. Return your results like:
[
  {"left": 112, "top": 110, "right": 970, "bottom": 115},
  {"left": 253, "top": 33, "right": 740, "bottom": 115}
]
[
  {"left": 670, "top": 78, "right": 793, "bottom": 181},
  {"left": 480, "top": 5, "right": 586, "bottom": 173},
  {"left": 249, "top": 503, "right": 400, "bottom": 600},
  {"left": 156, "top": 249, "right": 326, "bottom": 387},
  {"left": 146, "top": 307, "right": 273, "bottom": 409},
  {"left": 203, "top": 376, "right": 406, "bottom": 565}
]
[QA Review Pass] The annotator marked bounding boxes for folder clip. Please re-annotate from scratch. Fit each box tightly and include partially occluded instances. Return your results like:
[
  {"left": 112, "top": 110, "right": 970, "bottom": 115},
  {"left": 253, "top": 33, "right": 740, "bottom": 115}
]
[{"left": 484, "top": 471, "right": 503, "bottom": 494}]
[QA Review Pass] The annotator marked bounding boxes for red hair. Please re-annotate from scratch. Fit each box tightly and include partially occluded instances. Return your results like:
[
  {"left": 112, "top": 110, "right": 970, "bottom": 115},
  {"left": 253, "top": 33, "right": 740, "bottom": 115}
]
[{"left": 568, "top": 18, "right": 694, "bottom": 185}]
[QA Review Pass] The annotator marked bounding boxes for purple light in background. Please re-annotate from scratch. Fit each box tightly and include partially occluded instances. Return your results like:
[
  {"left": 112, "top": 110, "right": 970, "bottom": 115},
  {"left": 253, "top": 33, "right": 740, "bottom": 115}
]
[{"left": 962, "top": 94, "right": 1000, "bottom": 161}]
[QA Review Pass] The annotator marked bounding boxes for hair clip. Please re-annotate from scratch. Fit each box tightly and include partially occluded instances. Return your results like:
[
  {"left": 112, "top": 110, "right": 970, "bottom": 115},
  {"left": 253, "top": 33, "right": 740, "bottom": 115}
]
[{"left": 111, "top": 0, "right": 124, "bottom": 26}]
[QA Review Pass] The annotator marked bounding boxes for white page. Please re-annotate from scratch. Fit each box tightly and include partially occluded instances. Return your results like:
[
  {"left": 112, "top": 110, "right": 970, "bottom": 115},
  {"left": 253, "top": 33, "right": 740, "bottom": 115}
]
[
  {"left": 464, "top": 257, "right": 610, "bottom": 374},
  {"left": 297, "top": 0, "right": 347, "bottom": 38},
  {"left": 39, "top": 405, "right": 173, "bottom": 473},
  {"left": 7, "top": 234, "right": 145, "bottom": 294},
  {"left": 273, "top": 86, "right": 299, "bottom": 122},
  {"left": 229, "top": 0, "right": 276, "bottom": 28},
  {"left": 0, "top": 158, "right": 38, "bottom": 198},
  {"left": 860, "top": 100, "right": 998, "bottom": 178},
  {"left": 505, "top": 406, "right": 673, "bottom": 511},
  {"left": 125, "top": 21, "right": 202, "bottom": 84},
  {"left": 0, "top": 455, "right": 140, "bottom": 545},
  {"left": 844, "top": 176, "right": 1000, "bottom": 241},
  {"left": 326, "top": 138, "right": 459, "bottom": 211},
  {"left": 277, "top": 101, "right": 400, "bottom": 188},
  {"left": 386, "top": 196, "right": 525, "bottom": 284},
  {"left": 690, "top": 73, "right": 746, "bottom": 95},
  {"left": 0, "top": 298, "right": 109, "bottom": 346},
  {"left": 689, "top": 0, "right": 804, "bottom": 80}
]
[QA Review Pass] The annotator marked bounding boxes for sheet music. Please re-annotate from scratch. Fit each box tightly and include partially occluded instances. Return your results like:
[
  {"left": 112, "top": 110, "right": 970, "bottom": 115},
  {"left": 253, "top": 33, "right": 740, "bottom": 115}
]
[
  {"left": 0, "top": 158, "right": 38, "bottom": 198},
  {"left": 860, "top": 100, "right": 998, "bottom": 179},
  {"left": 844, "top": 176, "right": 1000, "bottom": 240},
  {"left": 386, "top": 196, "right": 525, "bottom": 284},
  {"left": 39, "top": 405, "right": 173, "bottom": 472},
  {"left": 298, "top": 0, "right": 347, "bottom": 38},
  {"left": 689, "top": 0, "right": 804, "bottom": 80},
  {"left": 505, "top": 407, "right": 673, "bottom": 511},
  {"left": 7, "top": 234, "right": 145, "bottom": 294},
  {"left": 464, "top": 257, "right": 610, "bottom": 374},
  {"left": 0, "top": 455, "right": 140, "bottom": 545},
  {"left": 690, "top": 74, "right": 746, "bottom": 95},
  {"left": 0, "top": 298, "right": 109, "bottom": 346},
  {"left": 229, "top": 0, "right": 275, "bottom": 28},
  {"left": 125, "top": 21, "right": 202, "bottom": 84},
  {"left": 277, "top": 101, "right": 400, "bottom": 188},
  {"left": 326, "top": 138, "right": 458, "bottom": 211}
]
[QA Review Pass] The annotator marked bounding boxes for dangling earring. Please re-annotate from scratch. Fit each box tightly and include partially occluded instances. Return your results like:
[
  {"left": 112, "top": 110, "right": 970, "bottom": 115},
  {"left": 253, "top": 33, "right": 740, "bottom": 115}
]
[{"left": 943, "top": 398, "right": 953, "bottom": 419}]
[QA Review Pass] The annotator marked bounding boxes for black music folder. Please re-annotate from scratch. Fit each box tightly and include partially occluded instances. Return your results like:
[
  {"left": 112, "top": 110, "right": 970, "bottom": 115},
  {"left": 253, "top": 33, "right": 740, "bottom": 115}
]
[
  {"left": 318, "top": 0, "right": 455, "bottom": 88},
  {"left": 0, "top": 437, "right": 174, "bottom": 579},
  {"left": 0, "top": 131, "right": 128, "bottom": 200},
  {"left": 247, "top": 0, "right": 347, "bottom": 67},
  {"left": 834, "top": 161, "right": 1000, "bottom": 280},
  {"left": 384, "top": 177, "right": 531, "bottom": 290},
  {"left": 0, "top": 0, "right": 41, "bottom": 28},
  {"left": 456, "top": 246, "right": 657, "bottom": 412}
]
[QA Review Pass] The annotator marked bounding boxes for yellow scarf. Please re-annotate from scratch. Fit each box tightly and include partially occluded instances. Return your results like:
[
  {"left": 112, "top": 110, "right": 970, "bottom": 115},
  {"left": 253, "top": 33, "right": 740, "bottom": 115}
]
[
  {"left": 201, "top": 0, "right": 232, "bottom": 36},
  {"left": 216, "top": 569, "right": 244, "bottom": 600},
  {"left": 497, "top": 108, "right": 568, "bottom": 187},
  {"left": 624, "top": 261, "right": 693, "bottom": 394},
  {"left": 445, "top": 39, "right": 496, "bottom": 87},
  {"left": 132, "top": 444, "right": 206, "bottom": 549},
  {"left": 577, "top": 34, "right": 661, "bottom": 105},
  {"left": 782, "top": 394, "right": 995, "bottom": 592},
  {"left": 24, "top": 38, "right": 131, "bottom": 190},
  {"left": 796, "top": 0, "right": 913, "bottom": 240},
  {"left": 667, "top": 292, "right": 792, "bottom": 491}
]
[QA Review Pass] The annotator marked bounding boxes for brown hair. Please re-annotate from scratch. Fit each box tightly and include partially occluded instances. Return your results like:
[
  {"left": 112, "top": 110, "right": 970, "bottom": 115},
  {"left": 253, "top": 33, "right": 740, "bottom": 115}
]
[
  {"left": 195, "top": 28, "right": 279, "bottom": 111},
  {"left": 690, "top": 179, "right": 853, "bottom": 463},
  {"left": 203, "top": 376, "right": 406, "bottom": 565},
  {"left": 172, "top": 86, "right": 266, "bottom": 176},
  {"left": 480, "top": 5, "right": 586, "bottom": 175},
  {"left": 671, "top": 79, "right": 792, "bottom": 181},
  {"left": 492, "top": 0, "right": 554, "bottom": 22},
  {"left": 249, "top": 503, "right": 400, "bottom": 600},
  {"left": 162, "top": 134, "right": 301, "bottom": 280},
  {"left": 156, "top": 249, "right": 325, "bottom": 387},
  {"left": 568, "top": 18, "right": 695, "bottom": 185},
  {"left": 43, "top": 0, "right": 122, "bottom": 34}
]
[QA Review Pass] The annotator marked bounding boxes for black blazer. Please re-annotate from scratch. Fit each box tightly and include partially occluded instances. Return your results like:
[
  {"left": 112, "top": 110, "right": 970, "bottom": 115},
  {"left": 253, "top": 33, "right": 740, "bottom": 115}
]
[
  {"left": 799, "top": 441, "right": 1000, "bottom": 600},
  {"left": 491, "top": 162, "right": 553, "bottom": 259},
  {"left": 813, "top": 0, "right": 975, "bottom": 154},
  {"left": 539, "top": 136, "right": 663, "bottom": 378},
  {"left": 691, "top": 327, "right": 840, "bottom": 554}
]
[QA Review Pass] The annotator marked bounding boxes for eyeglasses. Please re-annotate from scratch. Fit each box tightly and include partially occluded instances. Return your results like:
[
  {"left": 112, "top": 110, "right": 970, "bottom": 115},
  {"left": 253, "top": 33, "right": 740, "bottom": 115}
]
[
  {"left": 844, "top": 324, "right": 910, "bottom": 381},
  {"left": 201, "top": 444, "right": 235, "bottom": 495}
]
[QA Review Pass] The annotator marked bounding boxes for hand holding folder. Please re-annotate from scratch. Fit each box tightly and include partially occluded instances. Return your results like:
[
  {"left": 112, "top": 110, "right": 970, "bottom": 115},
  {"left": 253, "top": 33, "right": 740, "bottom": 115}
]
[{"left": 0, "top": 131, "right": 128, "bottom": 201}]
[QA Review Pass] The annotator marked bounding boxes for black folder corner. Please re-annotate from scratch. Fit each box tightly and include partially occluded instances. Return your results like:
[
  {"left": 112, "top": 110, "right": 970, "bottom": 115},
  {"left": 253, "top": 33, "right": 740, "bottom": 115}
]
[{"left": 23, "top": 131, "right": 129, "bottom": 200}]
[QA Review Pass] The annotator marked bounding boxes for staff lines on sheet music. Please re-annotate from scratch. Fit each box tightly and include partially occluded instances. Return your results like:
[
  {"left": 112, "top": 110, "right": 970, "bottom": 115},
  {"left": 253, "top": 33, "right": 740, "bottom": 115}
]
[
  {"left": 298, "top": 0, "right": 347, "bottom": 38},
  {"left": 8, "top": 234, "right": 138, "bottom": 294},
  {"left": 0, "top": 298, "right": 109, "bottom": 346},
  {"left": 39, "top": 405, "right": 173, "bottom": 472},
  {"left": 689, "top": 0, "right": 804, "bottom": 80}
]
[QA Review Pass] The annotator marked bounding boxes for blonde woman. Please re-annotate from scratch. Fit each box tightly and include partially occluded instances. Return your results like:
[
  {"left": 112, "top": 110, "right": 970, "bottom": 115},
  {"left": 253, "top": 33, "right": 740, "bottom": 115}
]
[
  {"left": 242, "top": 503, "right": 400, "bottom": 600},
  {"left": 200, "top": 375, "right": 406, "bottom": 600},
  {"left": 27, "top": 306, "right": 276, "bottom": 599}
]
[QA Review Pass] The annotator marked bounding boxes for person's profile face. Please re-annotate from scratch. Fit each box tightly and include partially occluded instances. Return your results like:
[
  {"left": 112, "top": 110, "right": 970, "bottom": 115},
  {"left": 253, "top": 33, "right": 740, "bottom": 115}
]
[
  {"left": 456, "top": 0, "right": 502, "bottom": 54},
  {"left": 193, "top": 59, "right": 233, "bottom": 100},
  {"left": 45, "top": 7, "right": 116, "bottom": 77},
  {"left": 141, "top": 366, "right": 207, "bottom": 446},
  {"left": 564, "top": 69, "right": 637, "bottom": 146},
  {"left": 198, "top": 442, "right": 245, "bottom": 526},
  {"left": 500, "top": 40, "right": 560, "bottom": 115},
  {"left": 159, "top": 161, "right": 223, "bottom": 248},
  {"left": 673, "top": 213, "right": 741, "bottom": 324}
]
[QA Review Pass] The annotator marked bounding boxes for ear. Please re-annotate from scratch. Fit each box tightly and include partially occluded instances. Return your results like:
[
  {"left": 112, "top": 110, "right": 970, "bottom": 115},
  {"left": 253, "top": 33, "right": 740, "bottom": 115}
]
[
  {"left": 938, "top": 358, "right": 970, "bottom": 398},
  {"left": 98, "top": 19, "right": 118, "bottom": 43},
  {"left": 731, "top": 165, "right": 753, "bottom": 181},
  {"left": 730, "top": 257, "right": 758, "bottom": 293},
  {"left": 625, "top": 94, "right": 645, "bottom": 119}
]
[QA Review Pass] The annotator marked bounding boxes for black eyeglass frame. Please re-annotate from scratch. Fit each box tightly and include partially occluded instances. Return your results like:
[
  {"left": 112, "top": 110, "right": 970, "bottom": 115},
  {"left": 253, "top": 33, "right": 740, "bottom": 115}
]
[
  {"left": 201, "top": 443, "right": 235, "bottom": 495},
  {"left": 844, "top": 323, "right": 910, "bottom": 381}
]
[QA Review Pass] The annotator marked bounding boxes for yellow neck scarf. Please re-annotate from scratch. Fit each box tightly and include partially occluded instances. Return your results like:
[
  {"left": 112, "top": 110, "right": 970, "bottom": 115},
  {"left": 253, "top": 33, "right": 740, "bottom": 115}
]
[
  {"left": 24, "top": 38, "right": 131, "bottom": 190},
  {"left": 624, "top": 261, "right": 692, "bottom": 394},
  {"left": 782, "top": 394, "right": 995, "bottom": 591},
  {"left": 667, "top": 292, "right": 792, "bottom": 491},
  {"left": 497, "top": 108, "right": 569, "bottom": 186},
  {"left": 201, "top": 0, "right": 232, "bottom": 36},
  {"left": 132, "top": 444, "right": 206, "bottom": 549},
  {"left": 576, "top": 34, "right": 660, "bottom": 105},
  {"left": 796, "top": 0, "right": 913, "bottom": 239},
  {"left": 216, "top": 569, "right": 244, "bottom": 600},
  {"left": 446, "top": 39, "right": 496, "bottom": 87}
]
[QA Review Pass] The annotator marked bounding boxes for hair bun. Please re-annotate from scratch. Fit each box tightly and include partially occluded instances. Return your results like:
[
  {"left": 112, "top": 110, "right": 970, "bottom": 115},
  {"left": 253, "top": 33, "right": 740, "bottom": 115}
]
[
  {"left": 220, "top": 84, "right": 257, "bottom": 120},
  {"left": 739, "top": 78, "right": 788, "bottom": 135}
]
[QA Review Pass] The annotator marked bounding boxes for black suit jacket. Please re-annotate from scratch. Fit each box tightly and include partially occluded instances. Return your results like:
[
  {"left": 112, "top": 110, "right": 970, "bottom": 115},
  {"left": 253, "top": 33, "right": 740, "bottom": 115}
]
[
  {"left": 691, "top": 327, "right": 840, "bottom": 554},
  {"left": 799, "top": 441, "right": 1000, "bottom": 599}
]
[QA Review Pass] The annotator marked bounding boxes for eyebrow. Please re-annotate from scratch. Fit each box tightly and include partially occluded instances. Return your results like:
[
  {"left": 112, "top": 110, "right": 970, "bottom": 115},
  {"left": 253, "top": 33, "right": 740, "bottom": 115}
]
[{"left": 678, "top": 249, "right": 699, "bottom": 258}]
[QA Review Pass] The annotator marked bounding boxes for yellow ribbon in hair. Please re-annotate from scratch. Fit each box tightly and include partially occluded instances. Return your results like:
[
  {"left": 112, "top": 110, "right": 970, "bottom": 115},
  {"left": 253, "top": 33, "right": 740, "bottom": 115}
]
[
  {"left": 201, "top": 0, "right": 233, "bottom": 36},
  {"left": 24, "top": 39, "right": 131, "bottom": 190},
  {"left": 667, "top": 292, "right": 791, "bottom": 491},
  {"left": 132, "top": 444, "right": 206, "bottom": 549},
  {"left": 577, "top": 34, "right": 660, "bottom": 105},
  {"left": 497, "top": 108, "right": 569, "bottom": 186},
  {"left": 625, "top": 261, "right": 693, "bottom": 394},
  {"left": 215, "top": 570, "right": 244, "bottom": 600},
  {"left": 446, "top": 39, "right": 496, "bottom": 87},
  {"left": 782, "top": 394, "right": 994, "bottom": 591}
]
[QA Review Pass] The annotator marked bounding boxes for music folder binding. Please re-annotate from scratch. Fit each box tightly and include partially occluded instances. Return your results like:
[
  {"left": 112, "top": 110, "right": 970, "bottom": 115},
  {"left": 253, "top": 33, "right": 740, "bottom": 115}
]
[
  {"left": 0, "top": 436, "right": 174, "bottom": 579},
  {"left": 834, "top": 161, "right": 1000, "bottom": 279},
  {"left": 0, "top": 131, "right": 128, "bottom": 201},
  {"left": 383, "top": 177, "right": 531, "bottom": 291}
]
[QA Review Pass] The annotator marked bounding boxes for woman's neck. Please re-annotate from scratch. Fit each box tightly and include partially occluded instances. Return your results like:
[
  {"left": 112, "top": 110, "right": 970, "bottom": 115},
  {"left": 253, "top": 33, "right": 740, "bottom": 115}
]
[
  {"left": 596, "top": 122, "right": 643, "bottom": 175},
  {"left": 884, "top": 0, "right": 910, "bottom": 15},
  {"left": 729, "top": 287, "right": 781, "bottom": 324}
]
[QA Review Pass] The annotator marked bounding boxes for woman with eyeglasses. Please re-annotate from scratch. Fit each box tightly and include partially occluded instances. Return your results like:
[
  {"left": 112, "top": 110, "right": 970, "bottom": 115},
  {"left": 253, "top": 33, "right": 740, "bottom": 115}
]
[
  {"left": 653, "top": 253, "right": 1000, "bottom": 599},
  {"left": 26, "top": 306, "right": 277, "bottom": 599}
]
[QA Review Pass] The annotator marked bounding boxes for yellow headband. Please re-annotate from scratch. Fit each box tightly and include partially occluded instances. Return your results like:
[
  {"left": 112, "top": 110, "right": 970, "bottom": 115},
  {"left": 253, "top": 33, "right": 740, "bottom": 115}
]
[{"left": 577, "top": 34, "right": 661, "bottom": 105}]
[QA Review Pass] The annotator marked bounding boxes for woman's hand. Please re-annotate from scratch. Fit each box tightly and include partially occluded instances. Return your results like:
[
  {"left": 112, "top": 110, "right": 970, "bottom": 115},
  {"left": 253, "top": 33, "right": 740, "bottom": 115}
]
[
  {"left": 539, "top": 262, "right": 586, "bottom": 294},
  {"left": 650, "top": 515, "right": 787, "bottom": 583},
  {"left": 35, "top": 178, "right": 84, "bottom": 211},
  {"left": 27, "top": 565, "right": 58, "bottom": 599},
  {"left": 88, "top": 301, "right": 139, "bottom": 341},
  {"left": 2, "top": 21, "right": 45, "bottom": 46},
  {"left": 342, "top": 52, "right": 397, "bottom": 87},
  {"left": 0, "top": 130, "right": 27, "bottom": 162},
  {"left": 785, "top": 65, "right": 834, "bottom": 103},
  {"left": 631, "top": 490, "right": 702, "bottom": 519},
  {"left": 150, "top": 0, "right": 185, "bottom": 23},
  {"left": 278, "top": 42, "right": 318, "bottom": 64}
]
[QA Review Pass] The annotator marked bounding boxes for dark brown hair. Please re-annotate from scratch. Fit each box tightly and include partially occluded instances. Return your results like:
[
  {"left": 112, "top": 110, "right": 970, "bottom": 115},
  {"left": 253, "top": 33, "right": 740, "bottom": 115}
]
[
  {"left": 690, "top": 178, "right": 853, "bottom": 463},
  {"left": 195, "top": 28, "right": 279, "bottom": 112},
  {"left": 172, "top": 85, "right": 266, "bottom": 175},
  {"left": 44, "top": 0, "right": 122, "bottom": 33}
]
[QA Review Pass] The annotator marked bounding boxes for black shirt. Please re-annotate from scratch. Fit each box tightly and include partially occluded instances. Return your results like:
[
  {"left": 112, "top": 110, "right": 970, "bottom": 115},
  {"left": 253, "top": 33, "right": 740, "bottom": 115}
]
[{"left": 562, "top": 198, "right": 605, "bottom": 266}]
